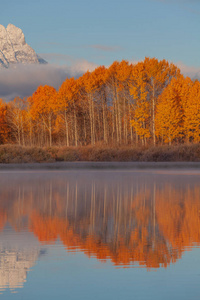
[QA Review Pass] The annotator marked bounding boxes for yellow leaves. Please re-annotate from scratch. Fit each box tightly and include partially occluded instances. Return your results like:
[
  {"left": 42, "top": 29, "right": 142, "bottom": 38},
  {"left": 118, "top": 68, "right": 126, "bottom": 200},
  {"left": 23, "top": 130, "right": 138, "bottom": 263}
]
[
  {"left": 155, "top": 78, "right": 184, "bottom": 144},
  {"left": 184, "top": 80, "right": 200, "bottom": 142},
  {"left": 106, "top": 60, "right": 132, "bottom": 93},
  {"left": 144, "top": 57, "right": 180, "bottom": 88},
  {"left": 80, "top": 66, "right": 107, "bottom": 95},
  {"left": 115, "top": 60, "right": 131, "bottom": 87},
  {"left": 28, "top": 85, "right": 58, "bottom": 146},
  {"left": 155, "top": 75, "right": 200, "bottom": 144},
  {"left": 58, "top": 78, "right": 79, "bottom": 110},
  {"left": 131, "top": 100, "right": 151, "bottom": 140},
  {"left": 129, "top": 62, "right": 150, "bottom": 141},
  {"left": 129, "top": 58, "right": 180, "bottom": 144},
  {"left": 29, "top": 85, "right": 57, "bottom": 117},
  {"left": 0, "top": 99, "right": 9, "bottom": 144},
  {"left": 0, "top": 98, "right": 5, "bottom": 108}
]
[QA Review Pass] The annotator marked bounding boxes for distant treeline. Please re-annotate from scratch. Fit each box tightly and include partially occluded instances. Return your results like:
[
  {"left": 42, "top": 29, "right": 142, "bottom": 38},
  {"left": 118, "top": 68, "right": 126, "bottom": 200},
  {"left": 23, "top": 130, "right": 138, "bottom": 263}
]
[{"left": 0, "top": 57, "right": 200, "bottom": 147}]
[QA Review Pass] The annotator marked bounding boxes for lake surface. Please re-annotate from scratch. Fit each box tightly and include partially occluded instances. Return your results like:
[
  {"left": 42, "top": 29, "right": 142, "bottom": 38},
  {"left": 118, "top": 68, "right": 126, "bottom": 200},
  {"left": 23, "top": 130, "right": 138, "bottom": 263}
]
[{"left": 0, "top": 168, "right": 200, "bottom": 300}]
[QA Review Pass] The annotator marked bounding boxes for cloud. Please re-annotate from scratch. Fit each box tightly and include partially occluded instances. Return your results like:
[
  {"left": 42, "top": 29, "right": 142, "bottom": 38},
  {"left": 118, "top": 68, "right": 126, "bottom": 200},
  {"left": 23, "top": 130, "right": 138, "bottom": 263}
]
[
  {"left": 0, "top": 60, "right": 97, "bottom": 101},
  {"left": 176, "top": 62, "right": 200, "bottom": 79},
  {"left": 39, "top": 53, "right": 98, "bottom": 69},
  {"left": 39, "top": 53, "right": 76, "bottom": 64},
  {"left": 39, "top": 41, "right": 65, "bottom": 47},
  {"left": 90, "top": 45, "right": 122, "bottom": 52}
]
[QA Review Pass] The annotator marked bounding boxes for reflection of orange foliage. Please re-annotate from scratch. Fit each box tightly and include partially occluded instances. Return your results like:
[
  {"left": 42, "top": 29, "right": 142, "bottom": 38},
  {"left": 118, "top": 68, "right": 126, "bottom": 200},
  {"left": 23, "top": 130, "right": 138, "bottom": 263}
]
[
  {"left": 0, "top": 211, "right": 6, "bottom": 231},
  {"left": 30, "top": 212, "right": 61, "bottom": 243},
  {"left": 156, "top": 186, "right": 200, "bottom": 249},
  {"left": 1, "top": 180, "right": 200, "bottom": 269},
  {"left": 28, "top": 186, "right": 200, "bottom": 270}
]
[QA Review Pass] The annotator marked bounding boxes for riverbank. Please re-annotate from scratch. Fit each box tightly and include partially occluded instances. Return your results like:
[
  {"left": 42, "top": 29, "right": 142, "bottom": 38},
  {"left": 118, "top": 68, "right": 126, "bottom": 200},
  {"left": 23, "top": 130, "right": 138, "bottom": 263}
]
[
  {"left": 0, "top": 144, "right": 200, "bottom": 164},
  {"left": 1, "top": 161, "right": 200, "bottom": 170}
]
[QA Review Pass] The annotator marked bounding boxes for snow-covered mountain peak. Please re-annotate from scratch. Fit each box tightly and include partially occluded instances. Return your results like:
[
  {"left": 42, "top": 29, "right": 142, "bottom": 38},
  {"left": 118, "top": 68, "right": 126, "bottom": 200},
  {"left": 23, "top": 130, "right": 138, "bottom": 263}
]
[{"left": 0, "top": 24, "right": 47, "bottom": 68}]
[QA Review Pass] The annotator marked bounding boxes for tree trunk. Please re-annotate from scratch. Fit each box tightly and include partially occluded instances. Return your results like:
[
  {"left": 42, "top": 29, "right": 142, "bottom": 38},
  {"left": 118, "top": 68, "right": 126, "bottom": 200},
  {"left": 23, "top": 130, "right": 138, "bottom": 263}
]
[{"left": 64, "top": 110, "right": 69, "bottom": 147}]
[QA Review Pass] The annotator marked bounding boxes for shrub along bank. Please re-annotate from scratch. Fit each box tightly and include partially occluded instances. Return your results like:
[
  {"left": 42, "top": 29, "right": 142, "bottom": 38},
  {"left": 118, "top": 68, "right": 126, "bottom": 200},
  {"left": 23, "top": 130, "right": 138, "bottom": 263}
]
[{"left": 0, "top": 144, "right": 200, "bottom": 163}]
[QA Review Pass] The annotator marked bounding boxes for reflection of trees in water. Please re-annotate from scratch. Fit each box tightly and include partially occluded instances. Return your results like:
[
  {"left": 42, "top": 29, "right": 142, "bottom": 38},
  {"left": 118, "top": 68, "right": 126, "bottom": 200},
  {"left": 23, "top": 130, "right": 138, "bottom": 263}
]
[{"left": 0, "top": 172, "right": 200, "bottom": 269}]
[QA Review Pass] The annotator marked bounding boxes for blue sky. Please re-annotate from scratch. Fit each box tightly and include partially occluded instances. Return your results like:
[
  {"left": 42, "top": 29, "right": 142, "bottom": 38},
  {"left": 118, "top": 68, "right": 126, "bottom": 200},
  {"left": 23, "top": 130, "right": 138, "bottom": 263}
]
[
  {"left": 1, "top": 0, "right": 200, "bottom": 68},
  {"left": 0, "top": 0, "right": 200, "bottom": 99}
]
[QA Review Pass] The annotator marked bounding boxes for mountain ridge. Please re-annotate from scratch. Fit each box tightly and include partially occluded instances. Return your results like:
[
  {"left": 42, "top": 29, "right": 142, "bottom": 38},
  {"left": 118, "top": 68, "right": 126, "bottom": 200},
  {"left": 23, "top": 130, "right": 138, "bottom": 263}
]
[{"left": 0, "top": 24, "right": 47, "bottom": 68}]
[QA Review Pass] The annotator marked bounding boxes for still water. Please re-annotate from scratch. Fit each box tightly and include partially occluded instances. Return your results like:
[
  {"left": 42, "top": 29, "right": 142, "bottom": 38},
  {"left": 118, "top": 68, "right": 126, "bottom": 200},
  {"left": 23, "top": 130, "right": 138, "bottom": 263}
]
[{"left": 0, "top": 168, "right": 200, "bottom": 299}]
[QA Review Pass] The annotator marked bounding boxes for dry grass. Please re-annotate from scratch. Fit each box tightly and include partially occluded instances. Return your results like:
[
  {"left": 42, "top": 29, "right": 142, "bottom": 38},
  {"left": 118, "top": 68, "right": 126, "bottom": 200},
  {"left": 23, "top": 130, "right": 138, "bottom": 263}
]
[
  {"left": 141, "top": 144, "right": 200, "bottom": 162},
  {"left": 0, "top": 143, "right": 200, "bottom": 163},
  {"left": 0, "top": 145, "right": 53, "bottom": 163}
]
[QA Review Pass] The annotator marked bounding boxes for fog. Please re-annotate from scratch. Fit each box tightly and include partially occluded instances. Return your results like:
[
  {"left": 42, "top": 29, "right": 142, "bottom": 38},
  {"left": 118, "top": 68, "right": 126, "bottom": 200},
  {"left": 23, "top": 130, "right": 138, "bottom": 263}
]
[{"left": 0, "top": 61, "right": 96, "bottom": 101}]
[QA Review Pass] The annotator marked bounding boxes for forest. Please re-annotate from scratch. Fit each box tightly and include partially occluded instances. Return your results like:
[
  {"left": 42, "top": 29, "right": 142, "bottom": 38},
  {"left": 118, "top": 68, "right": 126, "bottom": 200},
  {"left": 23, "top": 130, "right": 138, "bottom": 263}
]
[{"left": 0, "top": 57, "right": 200, "bottom": 149}]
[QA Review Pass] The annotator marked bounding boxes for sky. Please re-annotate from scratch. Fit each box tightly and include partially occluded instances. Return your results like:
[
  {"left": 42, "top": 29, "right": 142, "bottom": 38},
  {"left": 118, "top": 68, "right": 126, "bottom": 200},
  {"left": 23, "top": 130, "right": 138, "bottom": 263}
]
[{"left": 0, "top": 0, "right": 200, "bottom": 99}]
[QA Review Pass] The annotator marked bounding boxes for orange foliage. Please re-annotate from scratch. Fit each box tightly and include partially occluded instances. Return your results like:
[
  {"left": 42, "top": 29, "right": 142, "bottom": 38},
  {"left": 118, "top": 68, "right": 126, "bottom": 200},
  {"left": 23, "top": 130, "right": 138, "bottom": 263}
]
[
  {"left": 0, "top": 58, "right": 199, "bottom": 147},
  {"left": 129, "top": 62, "right": 150, "bottom": 143},
  {"left": 184, "top": 80, "right": 200, "bottom": 142},
  {"left": 0, "top": 99, "right": 10, "bottom": 144},
  {"left": 155, "top": 76, "right": 184, "bottom": 144},
  {"left": 155, "top": 75, "right": 200, "bottom": 144},
  {"left": 28, "top": 85, "right": 57, "bottom": 146}
]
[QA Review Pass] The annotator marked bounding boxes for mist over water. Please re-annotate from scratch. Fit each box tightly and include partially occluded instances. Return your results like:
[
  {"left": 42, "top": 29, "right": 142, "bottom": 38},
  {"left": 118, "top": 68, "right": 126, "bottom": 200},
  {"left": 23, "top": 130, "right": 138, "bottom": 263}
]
[{"left": 0, "top": 169, "right": 200, "bottom": 299}]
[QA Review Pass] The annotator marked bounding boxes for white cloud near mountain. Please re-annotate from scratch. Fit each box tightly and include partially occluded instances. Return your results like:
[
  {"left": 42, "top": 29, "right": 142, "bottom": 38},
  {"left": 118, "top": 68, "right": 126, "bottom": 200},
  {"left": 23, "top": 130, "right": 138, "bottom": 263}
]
[
  {"left": 177, "top": 62, "right": 200, "bottom": 79},
  {"left": 0, "top": 60, "right": 97, "bottom": 101}
]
